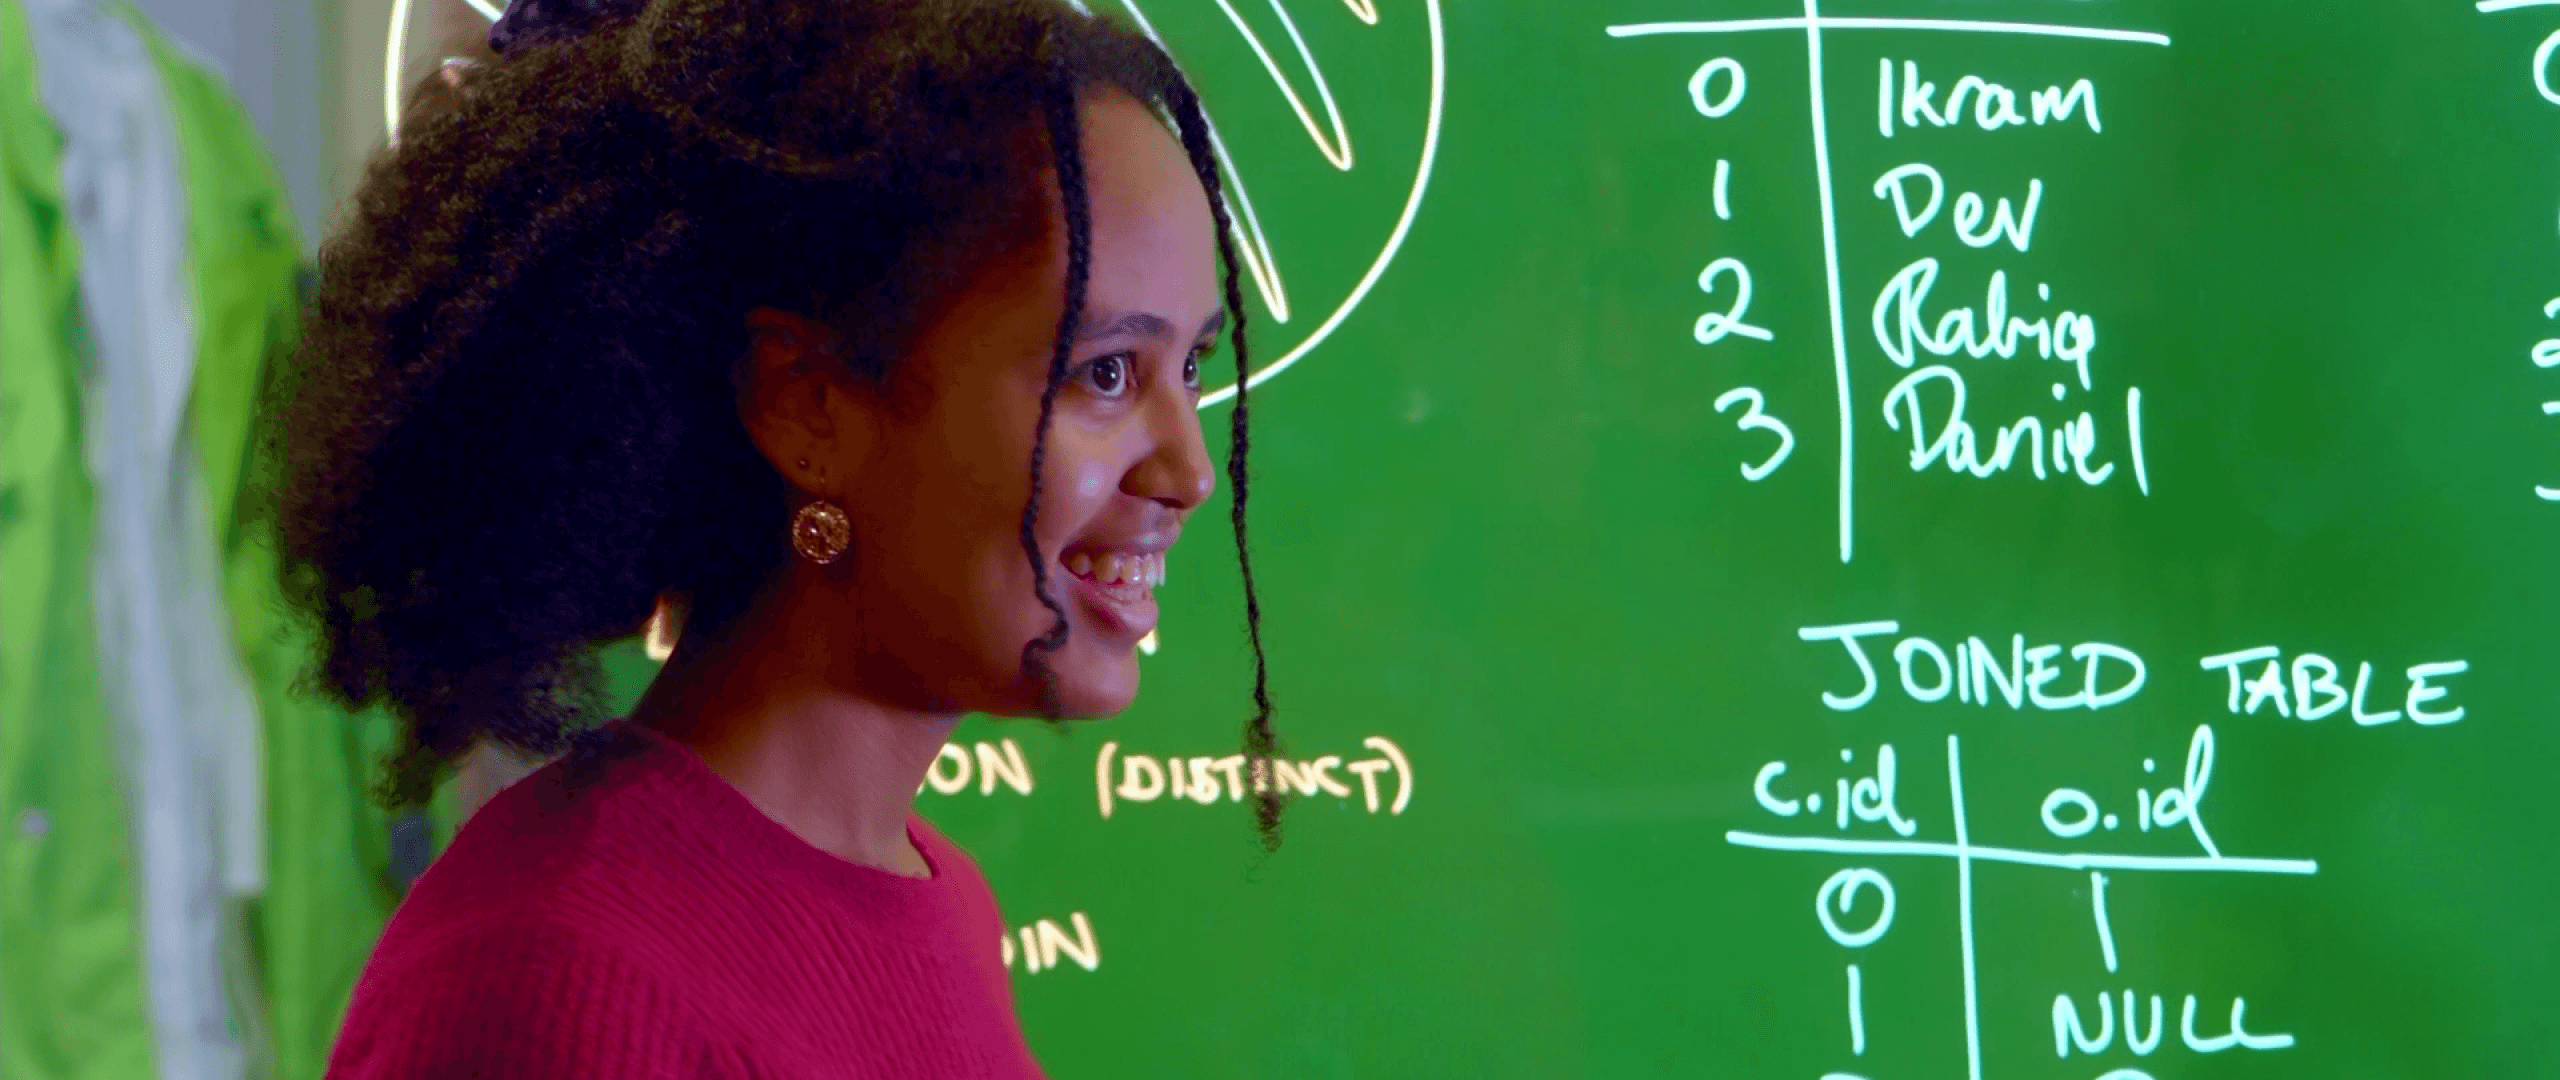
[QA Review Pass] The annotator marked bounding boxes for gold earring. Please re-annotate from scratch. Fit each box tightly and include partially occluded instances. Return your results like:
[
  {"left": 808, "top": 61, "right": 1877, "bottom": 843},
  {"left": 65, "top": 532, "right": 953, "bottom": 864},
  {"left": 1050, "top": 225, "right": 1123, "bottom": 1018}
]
[{"left": 791, "top": 500, "right": 851, "bottom": 564}]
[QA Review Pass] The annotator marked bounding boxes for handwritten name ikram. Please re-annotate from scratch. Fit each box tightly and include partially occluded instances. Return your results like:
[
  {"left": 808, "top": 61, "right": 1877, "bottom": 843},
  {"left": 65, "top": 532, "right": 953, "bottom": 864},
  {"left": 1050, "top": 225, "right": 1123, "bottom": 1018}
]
[{"left": 1877, "top": 58, "right": 2102, "bottom": 139}]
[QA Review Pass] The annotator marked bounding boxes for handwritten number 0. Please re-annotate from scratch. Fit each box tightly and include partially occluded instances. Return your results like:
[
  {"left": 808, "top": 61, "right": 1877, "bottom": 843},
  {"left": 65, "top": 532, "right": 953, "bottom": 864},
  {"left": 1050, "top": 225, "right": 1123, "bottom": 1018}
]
[
  {"left": 1689, "top": 57, "right": 1746, "bottom": 118},
  {"left": 1714, "top": 387, "right": 1793, "bottom": 481},
  {"left": 1695, "top": 258, "right": 1774, "bottom": 345}
]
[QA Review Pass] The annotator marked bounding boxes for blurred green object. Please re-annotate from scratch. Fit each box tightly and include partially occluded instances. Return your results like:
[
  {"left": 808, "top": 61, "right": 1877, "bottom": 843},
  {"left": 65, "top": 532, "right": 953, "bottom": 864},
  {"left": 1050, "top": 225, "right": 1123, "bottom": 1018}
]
[
  {"left": 0, "top": 2, "right": 152, "bottom": 1075},
  {"left": 2, "top": 2, "right": 421, "bottom": 1078}
]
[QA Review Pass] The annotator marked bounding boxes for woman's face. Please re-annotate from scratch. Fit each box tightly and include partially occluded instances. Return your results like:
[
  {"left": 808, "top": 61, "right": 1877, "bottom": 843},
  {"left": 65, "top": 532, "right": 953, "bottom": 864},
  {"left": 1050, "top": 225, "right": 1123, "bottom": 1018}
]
[{"left": 761, "top": 90, "right": 1221, "bottom": 718}]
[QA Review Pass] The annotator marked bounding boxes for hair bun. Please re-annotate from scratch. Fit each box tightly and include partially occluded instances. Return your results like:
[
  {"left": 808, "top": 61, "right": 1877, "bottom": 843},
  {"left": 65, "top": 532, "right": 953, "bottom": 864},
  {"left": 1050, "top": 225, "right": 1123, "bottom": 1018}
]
[{"left": 488, "top": 0, "right": 646, "bottom": 57}]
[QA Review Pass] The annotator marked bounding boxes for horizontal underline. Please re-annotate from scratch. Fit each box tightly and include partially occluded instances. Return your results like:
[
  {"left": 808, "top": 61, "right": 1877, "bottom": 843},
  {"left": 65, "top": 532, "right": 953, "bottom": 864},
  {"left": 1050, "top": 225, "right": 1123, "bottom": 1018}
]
[
  {"left": 2477, "top": 0, "right": 2560, "bottom": 13},
  {"left": 1606, "top": 17, "right": 2171, "bottom": 47},
  {"left": 1727, "top": 830, "right": 2319, "bottom": 874}
]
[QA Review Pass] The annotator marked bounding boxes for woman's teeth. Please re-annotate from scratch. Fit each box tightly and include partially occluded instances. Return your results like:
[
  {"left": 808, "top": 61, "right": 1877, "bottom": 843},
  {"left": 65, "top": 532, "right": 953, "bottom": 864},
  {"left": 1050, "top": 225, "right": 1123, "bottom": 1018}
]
[{"left": 1066, "top": 551, "right": 1164, "bottom": 587}]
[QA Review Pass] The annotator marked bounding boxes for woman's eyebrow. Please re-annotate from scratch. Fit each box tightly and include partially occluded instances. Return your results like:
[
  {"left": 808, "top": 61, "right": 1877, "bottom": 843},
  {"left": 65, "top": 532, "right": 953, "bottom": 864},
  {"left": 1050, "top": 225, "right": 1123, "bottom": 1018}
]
[
  {"left": 1075, "top": 310, "right": 1175, "bottom": 344},
  {"left": 1073, "top": 308, "right": 1229, "bottom": 345}
]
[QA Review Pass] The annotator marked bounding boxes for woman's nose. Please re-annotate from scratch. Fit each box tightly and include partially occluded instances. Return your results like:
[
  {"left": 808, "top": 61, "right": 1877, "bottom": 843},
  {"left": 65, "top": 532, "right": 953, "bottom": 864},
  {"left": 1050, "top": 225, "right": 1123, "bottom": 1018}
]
[{"left": 1126, "top": 383, "right": 1215, "bottom": 511}]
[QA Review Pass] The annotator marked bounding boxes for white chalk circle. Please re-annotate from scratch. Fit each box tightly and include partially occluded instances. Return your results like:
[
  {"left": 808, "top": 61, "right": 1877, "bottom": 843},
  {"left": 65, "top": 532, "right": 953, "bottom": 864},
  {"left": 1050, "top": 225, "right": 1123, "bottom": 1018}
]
[
  {"left": 1688, "top": 57, "right": 1746, "bottom": 117},
  {"left": 393, "top": 0, "right": 1446, "bottom": 413},
  {"left": 2041, "top": 787, "right": 2101, "bottom": 838},
  {"left": 1815, "top": 867, "right": 1896, "bottom": 948}
]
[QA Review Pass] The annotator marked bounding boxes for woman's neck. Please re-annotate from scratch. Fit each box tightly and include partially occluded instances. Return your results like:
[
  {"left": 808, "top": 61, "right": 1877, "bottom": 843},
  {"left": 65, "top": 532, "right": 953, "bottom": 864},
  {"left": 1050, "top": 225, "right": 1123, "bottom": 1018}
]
[{"left": 628, "top": 583, "right": 960, "bottom": 878}]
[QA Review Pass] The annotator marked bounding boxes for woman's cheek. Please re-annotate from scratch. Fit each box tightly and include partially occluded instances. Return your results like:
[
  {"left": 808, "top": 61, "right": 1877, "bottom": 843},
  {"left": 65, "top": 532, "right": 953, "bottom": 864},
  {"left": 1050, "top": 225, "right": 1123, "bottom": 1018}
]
[{"left": 1054, "top": 418, "right": 1124, "bottom": 499}]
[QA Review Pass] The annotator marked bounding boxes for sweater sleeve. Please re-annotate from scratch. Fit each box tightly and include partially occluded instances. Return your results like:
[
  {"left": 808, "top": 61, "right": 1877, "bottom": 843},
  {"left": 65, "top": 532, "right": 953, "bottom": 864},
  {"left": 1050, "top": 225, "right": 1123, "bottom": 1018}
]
[{"left": 323, "top": 915, "right": 738, "bottom": 1080}]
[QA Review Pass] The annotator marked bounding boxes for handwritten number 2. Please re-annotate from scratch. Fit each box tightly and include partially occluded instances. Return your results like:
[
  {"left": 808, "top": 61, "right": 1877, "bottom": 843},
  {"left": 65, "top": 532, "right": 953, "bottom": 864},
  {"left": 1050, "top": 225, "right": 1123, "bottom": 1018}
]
[
  {"left": 1714, "top": 387, "right": 1793, "bottom": 481},
  {"left": 2538, "top": 297, "right": 2560, "bottom": 501},
  {"left": 1694, "top": 258, "right": 1774, "bottom": 345}
]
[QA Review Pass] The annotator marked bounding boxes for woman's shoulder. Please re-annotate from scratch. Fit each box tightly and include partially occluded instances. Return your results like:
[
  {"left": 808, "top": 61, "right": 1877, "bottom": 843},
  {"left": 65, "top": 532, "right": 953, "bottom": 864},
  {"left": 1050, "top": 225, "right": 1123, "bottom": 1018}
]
[
  {"left": 404, "top": 727, "right": 695, "bottom": 904},
  {"left": 360, "top": 725, "right": 745, "bottom": 981},
  {"left": 326, "top": 895, "right": 738, "bottom": 1079},
  {"left": 326, "top": 731, "right": 747, "bottom": 1077}
]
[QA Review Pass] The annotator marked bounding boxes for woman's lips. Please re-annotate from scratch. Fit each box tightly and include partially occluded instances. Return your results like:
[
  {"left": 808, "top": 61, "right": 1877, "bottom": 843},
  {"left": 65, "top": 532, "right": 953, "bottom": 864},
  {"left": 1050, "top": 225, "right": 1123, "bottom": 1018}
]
[{"left": 1062, "top": 550, "right": 1162, "bottom": 641}]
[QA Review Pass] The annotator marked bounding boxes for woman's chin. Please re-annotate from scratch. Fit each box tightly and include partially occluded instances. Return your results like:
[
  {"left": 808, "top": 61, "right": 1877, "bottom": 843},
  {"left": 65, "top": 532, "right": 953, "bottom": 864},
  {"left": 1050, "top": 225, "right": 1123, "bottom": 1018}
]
[
  {"left": 1051, "top": 647, "right": 1142, "bottom": 717},
  {"left": 975, "top": 633, "right": 1142, "bottom": 718}
]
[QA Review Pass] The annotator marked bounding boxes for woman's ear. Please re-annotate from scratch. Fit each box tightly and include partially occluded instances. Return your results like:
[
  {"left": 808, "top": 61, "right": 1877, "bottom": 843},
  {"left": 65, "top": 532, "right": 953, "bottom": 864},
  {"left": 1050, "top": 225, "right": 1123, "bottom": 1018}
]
[{"left": 739, "top": 307, "right": 871, "bottom": 496}]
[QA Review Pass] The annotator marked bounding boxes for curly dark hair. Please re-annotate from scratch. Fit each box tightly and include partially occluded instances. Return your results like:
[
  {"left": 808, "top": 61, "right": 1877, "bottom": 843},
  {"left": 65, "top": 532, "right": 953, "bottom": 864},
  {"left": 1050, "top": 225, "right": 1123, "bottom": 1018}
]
[{"left": 261, "top": 0, "right": 1282, "bottom": 845}]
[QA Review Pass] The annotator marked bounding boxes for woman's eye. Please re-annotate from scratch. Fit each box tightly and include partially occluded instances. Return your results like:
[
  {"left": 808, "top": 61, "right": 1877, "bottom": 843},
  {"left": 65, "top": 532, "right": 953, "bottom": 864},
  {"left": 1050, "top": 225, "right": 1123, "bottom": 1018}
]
[
  {"left": 1182, "top": 347, "right": 1204, "bottom": 388},
  {"left": 1086, "top": 354, "right": 1129, "bottom": 395}
]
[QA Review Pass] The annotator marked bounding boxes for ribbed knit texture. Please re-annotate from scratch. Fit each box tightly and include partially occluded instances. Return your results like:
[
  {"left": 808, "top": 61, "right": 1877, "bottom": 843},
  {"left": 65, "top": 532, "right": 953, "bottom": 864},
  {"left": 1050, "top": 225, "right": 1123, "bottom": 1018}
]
[{"left": 323, "top": 722, "right": 1045, "bottom": 1078}]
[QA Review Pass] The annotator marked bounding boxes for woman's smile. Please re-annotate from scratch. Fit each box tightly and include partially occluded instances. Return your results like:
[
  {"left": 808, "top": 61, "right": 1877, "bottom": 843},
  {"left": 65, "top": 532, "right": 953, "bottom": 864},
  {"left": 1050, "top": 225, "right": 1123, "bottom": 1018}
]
[{"left": 1062, "top": 543, "right": 1171, "bottom": 641}]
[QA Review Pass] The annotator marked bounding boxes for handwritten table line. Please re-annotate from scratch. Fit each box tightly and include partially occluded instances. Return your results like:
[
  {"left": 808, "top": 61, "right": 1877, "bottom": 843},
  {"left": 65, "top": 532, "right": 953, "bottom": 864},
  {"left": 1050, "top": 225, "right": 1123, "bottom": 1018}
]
[
  {"left": 1798, "top": 0, "right": 1857, "bottom": 565},
  {"left": 1606, "top": 17, "right": 2172, "bottom": 47},
  {"left": 1726, "top": 830, "right": 2321, "bottom": 875},
  {"left": 1947, "top": 725, "right": 1985, "bottom": 1079}
]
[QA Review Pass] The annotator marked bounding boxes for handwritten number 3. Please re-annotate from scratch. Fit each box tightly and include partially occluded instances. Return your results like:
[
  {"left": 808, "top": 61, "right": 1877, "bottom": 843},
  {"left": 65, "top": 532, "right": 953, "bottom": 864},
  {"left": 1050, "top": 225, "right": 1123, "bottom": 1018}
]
[
  {"left": 1714, "top": 387, "right": 1793, "bottom": 482},
  {"left": 1695, "top": 258, "right": 1774, "bottom": 345}
]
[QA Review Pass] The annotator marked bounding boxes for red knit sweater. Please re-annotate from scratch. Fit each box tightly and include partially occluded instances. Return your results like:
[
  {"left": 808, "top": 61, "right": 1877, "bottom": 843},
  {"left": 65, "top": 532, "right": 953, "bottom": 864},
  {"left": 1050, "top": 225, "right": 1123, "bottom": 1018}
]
[{"left": 324, "top": 722, "right": 1046, "bottom": 1078}]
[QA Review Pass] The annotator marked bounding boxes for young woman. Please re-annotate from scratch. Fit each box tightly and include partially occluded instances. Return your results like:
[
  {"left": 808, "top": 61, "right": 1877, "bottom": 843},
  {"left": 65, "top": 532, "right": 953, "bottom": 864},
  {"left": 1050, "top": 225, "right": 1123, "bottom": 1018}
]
[{"left": 267, "top": 0, "right": 1278, "bottom": 1074}]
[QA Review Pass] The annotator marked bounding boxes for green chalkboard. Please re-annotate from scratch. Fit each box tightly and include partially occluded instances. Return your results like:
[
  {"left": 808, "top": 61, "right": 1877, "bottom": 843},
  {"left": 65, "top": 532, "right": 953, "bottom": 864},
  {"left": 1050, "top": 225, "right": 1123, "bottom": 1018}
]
[{"left": 596, "top": 1, "right": 2560, "bottom": 1075}]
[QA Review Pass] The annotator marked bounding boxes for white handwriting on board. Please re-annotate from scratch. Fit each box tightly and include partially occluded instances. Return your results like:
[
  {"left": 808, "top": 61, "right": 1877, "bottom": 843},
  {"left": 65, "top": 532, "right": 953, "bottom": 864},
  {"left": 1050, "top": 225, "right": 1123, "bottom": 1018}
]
[
  {"left": 1685, "top": 54, "right": 1798, "bottom": 486},
  {"left": 1753, "top": 744, "right": 1919, "bottom": 836},
  {"left": 1695, "top": 257, "right": 1775, "bottom": 344},
  {"left": 2039, "top": 725, "right": 2224, "bottom": 857},
  {"left": 1715, "top": 387, "right": 1796, "bottom": 481},
  {"left": 1606, "top": 14, "right": 2348, "bottom": 1076},
  {"left": 915, "top": 739, "right": 1036, "bottom": 797},
  {"left": 1878, "top": 59, "right": 2102, "bottom": 138},
  {"left": 1870, "top": 258, "right": 2097, "bottom": 380},
  {"left": 1883, "top": 369, "right": 2143, "bottom": 488},
  {"left": 2533, "top": 296, "right": 2560, "bottom": 501},
  {"left": 1000, "top": 911, "right": 1100, "bottom": 975},
  {"left": 2197, "top": 647, "right": 2468, "bottom": 726},
  {"left": 1874, "top": 164, "right": 2045, "bottom": 253},
  {"left": 2052, "top": 990, "right": 2295, "bottom": 1058},
  {"left": 1867, "top": 254, "right": 2152, "bottom": 491},
  {"left": 1729, "top": 732, "right": 2316, "bottom": 1080},
  {"left": 2483, "top": 13, "right": 2560, "bottom": 502},
  {"left": 1092, "top": 736, "right": 1411, "bottom": 818},
  {"left": 1798, "top": 620, "right": 2149, "bottom": 712}
]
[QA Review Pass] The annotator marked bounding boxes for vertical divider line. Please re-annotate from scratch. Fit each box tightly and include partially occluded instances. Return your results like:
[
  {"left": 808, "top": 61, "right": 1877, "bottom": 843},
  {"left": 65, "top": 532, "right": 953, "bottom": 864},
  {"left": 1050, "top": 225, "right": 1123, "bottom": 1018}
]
[
  {"left": 1947, "top": 734, "right": 1984, "bottom": 1080},
  {"left": 1800, "top": 0, "right": 1857, "bottom": 563}
]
